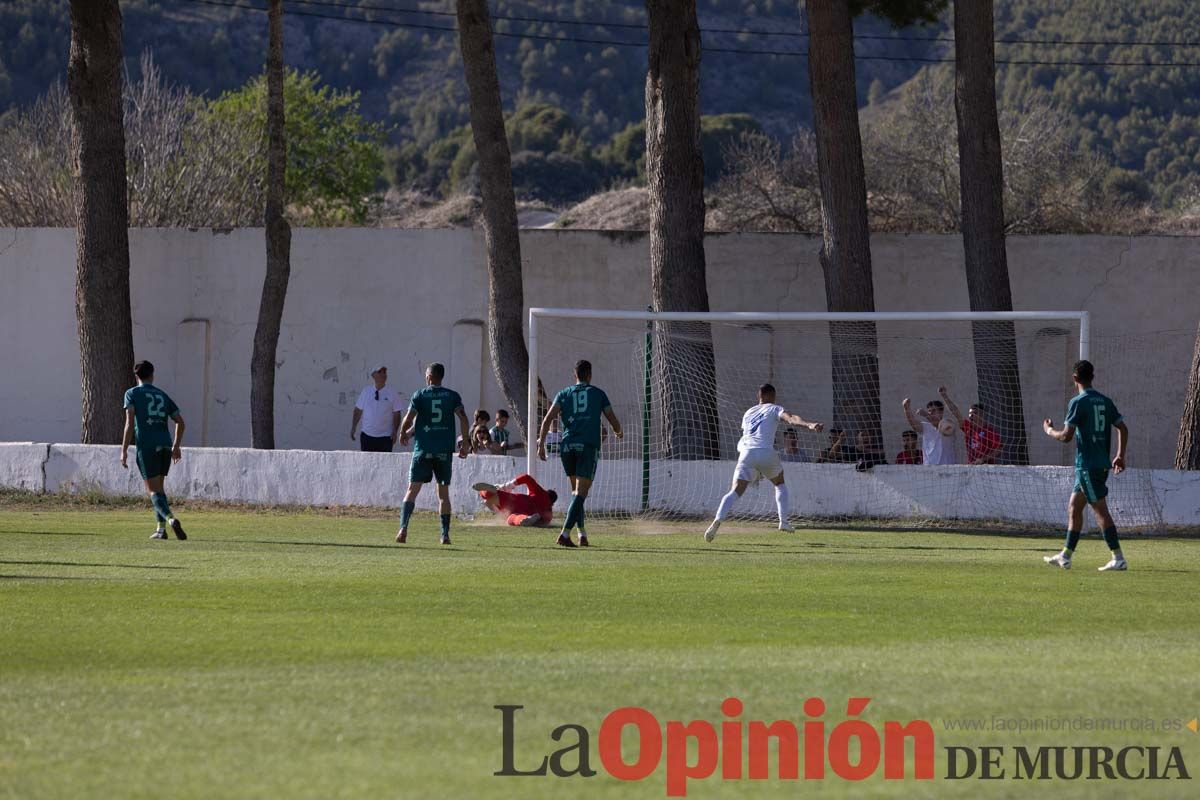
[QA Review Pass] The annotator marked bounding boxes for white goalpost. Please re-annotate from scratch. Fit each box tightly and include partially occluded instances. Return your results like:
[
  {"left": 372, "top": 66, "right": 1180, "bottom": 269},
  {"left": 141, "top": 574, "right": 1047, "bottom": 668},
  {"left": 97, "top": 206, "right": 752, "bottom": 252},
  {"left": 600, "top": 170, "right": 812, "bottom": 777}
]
[{"left": 526, "top": 308, "right": 1164, "bottom": 530}]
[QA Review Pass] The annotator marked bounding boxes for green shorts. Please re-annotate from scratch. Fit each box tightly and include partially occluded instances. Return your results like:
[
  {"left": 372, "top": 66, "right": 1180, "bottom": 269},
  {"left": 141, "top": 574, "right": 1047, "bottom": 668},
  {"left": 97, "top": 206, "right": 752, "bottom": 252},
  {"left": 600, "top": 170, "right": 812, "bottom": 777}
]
[
  {"left": 135, "top": 446, "right": 172, "bottom": 481},
  {"left": 560, "top": 443, "right": 599, "bottom": 482},
  {"left": 1074, "top": 468, "right": 1109, "bottom": 504},
  {"left": 410, "top": 451, "right": 453, "bottom": 485}
]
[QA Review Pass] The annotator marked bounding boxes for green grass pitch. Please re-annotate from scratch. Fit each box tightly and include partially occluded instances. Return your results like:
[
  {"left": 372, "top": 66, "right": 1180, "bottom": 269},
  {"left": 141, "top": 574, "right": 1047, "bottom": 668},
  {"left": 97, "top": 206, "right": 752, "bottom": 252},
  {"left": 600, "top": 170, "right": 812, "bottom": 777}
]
[{"left": 2, "top": 505, "right": 1198, "bottom": 798}]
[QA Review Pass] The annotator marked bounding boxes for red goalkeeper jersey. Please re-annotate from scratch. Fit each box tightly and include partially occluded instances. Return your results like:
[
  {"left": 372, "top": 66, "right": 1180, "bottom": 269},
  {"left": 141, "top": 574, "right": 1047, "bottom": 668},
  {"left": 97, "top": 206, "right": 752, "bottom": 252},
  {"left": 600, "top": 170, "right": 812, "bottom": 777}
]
[{"left": 495, "top": 474, "right": 553, "bottom": 517}]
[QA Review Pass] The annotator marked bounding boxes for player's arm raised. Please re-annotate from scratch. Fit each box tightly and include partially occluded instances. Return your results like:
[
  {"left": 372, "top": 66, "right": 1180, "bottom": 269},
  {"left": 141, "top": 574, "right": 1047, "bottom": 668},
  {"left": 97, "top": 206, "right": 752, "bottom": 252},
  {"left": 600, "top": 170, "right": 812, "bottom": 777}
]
[
  {"left": 602, "top": 405, "right": 624, "bottom": 439},
  {"left": 780, "top": 410, "right": 823, "bottom": 432},
  {"left": 536, "top": 403, "right": 561, "bottom": 461},
  {"left": 119, "top": 408, "right": 135, "bottom": 469},
  {"left": 938, "top": 386, "right": 965, "bottom": 427},
  {"left": 901, "top": 397, "right": 923, "bottom": 431},
  {"left": 1042, "top": 418, "right": 1076, "bottom": 443}
]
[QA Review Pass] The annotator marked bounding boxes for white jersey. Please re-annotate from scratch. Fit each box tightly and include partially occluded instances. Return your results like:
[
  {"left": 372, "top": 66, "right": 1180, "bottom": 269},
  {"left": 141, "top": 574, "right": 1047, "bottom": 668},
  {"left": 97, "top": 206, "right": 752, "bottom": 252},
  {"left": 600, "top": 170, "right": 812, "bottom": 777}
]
[
  {"left": 738, "top": 403, "right": 786, "bottom": 452},
  {"left": 921, "top": 419, "right": 957, "bottom": 465}
]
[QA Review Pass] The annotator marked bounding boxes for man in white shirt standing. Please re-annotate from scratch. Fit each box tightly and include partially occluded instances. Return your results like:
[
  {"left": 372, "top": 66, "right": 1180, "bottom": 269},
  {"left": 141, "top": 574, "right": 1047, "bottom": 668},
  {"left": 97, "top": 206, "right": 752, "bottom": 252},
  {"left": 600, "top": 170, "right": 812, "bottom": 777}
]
[
  {"left": 902, "top": 396, "right": 957, "bottom": 465},
  {"left": 704, "top": 383, "right": 824, "bottom": 541},
  {"left": 351, "top": 365, "right": 404, "bottom": 452}
]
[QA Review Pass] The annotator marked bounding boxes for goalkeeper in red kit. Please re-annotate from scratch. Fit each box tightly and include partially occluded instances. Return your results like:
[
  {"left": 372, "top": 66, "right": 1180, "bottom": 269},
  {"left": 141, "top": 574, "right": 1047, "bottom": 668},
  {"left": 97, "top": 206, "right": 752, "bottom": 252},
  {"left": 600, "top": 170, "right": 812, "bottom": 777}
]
[{"left": 473, "top": 474, "right": 559, "bottom": 527}]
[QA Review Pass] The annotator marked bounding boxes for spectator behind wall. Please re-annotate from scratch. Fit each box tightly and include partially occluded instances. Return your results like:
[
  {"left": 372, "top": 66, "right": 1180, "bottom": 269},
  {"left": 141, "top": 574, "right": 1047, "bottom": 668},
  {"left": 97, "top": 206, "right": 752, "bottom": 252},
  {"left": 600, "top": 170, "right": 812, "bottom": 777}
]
[
  {"left": 902, "top": 396, "right": 957, "bottom": 465},
  {"left": 817, "top": 428, "right": 861, "bottom": 464},
  {"left": 351, "top": 365, "right": 403, "bottom": 452},
  {"left": 939, "top": 386, "right": 1002, "bottom": 464},
  {"left": 781, "top": 427, "right": 809, "bottom": 462},
  {"left": 896, "top": 430, "right": 923, "bottom": 464}
]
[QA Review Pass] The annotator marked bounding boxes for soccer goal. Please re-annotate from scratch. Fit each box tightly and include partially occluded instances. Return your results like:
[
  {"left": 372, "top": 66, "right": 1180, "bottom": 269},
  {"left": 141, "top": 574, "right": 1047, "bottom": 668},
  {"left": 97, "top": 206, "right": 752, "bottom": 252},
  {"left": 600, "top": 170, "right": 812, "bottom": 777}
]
[{"left": 526, "top": 309, "right": 1165, "bottom": 531}]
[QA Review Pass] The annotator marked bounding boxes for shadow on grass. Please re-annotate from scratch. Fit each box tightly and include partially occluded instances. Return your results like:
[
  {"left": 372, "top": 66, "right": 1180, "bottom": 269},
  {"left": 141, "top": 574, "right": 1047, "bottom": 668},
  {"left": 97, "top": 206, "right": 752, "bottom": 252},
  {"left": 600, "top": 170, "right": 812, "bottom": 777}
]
[
  {"left": 484, "top": 540, "right": 1050, "bottom": 556},
  {"left": 230, "top": 538, "right": 465, "bottom": 552},
  {"left": 0, "top": 559, "right": 185, "bottom": 570},
  {"left": 2, "top": 529, "right": 104, "bottom": 537},
  {"left": 0, "top": 574, "right": 91, "bottom": 580}
]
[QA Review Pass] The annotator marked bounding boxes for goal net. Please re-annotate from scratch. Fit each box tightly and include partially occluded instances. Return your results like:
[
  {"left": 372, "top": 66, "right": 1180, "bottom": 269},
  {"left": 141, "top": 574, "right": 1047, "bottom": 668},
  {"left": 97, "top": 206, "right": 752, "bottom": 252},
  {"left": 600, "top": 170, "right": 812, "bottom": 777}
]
[{"left": 526, "top": 310, "right": 1174, "bottom": 531}]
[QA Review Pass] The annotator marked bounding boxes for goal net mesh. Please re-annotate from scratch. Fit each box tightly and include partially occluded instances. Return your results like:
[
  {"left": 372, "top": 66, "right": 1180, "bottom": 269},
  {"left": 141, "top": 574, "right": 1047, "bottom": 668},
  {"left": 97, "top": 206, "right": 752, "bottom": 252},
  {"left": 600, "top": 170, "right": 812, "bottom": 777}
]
[{"left": 528, "top": 315, "right": 1183, "bottom": 531}]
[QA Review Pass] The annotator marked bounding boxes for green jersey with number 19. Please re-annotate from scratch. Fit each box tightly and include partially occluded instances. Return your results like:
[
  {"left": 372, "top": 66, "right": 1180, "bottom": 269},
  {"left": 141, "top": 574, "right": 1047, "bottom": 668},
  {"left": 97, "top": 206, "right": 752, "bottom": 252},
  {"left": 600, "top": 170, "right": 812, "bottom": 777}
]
[
  {"left": 408, "top": 385, "right": 463, "bottom": 454},
  {"left": 554, "top": 383, "right": 612, "bottom": 449}
]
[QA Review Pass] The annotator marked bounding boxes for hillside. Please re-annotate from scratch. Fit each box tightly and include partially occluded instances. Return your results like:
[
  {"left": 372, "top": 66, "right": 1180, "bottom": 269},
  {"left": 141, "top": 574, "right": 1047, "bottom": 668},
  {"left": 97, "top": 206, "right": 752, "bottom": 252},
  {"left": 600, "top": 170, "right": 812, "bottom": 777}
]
[{"left": 2, "top": 1, "right": 1199, "bottom": 205}]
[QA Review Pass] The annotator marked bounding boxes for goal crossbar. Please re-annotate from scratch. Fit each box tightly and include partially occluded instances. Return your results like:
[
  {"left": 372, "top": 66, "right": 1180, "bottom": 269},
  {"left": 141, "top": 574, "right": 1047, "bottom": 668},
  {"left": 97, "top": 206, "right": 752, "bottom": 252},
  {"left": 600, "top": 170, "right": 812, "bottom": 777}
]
[{"left": 526, "top": 308, "right": 1090, "bottom": 476}]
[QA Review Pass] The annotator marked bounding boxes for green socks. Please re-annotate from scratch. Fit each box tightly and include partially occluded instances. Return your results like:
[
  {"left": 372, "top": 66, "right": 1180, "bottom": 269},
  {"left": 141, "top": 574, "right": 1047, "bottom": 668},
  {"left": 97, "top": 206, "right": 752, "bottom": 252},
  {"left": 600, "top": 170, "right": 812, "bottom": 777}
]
[
  {"left": 151, "top": 492, "right": 173, "bottom": 522},
  {"left": 562, "top": 495, "right": 585, "bottom": 533}
]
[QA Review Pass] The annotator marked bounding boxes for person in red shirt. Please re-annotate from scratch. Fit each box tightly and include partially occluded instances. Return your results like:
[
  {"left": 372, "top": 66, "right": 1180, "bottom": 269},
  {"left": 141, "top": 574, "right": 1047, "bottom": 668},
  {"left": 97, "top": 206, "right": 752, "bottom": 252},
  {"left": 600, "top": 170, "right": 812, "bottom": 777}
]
[
  {"left": 474, "top": 474, "right": 558, "bottom": 527},
  {"left": 895, "top": 430, "right": 923, "bottom": 464},
  {"left": 939, "top": 386, "right": 1002, "bottom": 464}
]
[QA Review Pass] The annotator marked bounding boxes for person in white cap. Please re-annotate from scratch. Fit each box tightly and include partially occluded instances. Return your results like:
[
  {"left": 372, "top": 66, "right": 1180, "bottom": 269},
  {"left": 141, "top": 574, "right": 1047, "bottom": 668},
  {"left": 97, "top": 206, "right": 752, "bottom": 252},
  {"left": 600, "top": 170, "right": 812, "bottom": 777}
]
[{"left": 351, "top": 365, "right": 404, "bottom": 452}]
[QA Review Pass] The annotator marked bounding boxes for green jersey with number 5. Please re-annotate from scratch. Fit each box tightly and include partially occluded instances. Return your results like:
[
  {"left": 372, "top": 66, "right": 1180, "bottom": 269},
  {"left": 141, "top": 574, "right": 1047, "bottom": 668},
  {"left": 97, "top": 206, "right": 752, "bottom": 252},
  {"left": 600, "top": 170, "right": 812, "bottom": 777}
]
[
  {"left": 1065, "top": 387, "right": 1122, "bottom": 470},
  {"left": 409, "top": 385, "right": 463, "bottom": 454},
  {"left": 554, "top": 383, "right": 612, "bottom": 449},
  {"left": 123, "top": 384, "right": 179, "bottom": 450}
]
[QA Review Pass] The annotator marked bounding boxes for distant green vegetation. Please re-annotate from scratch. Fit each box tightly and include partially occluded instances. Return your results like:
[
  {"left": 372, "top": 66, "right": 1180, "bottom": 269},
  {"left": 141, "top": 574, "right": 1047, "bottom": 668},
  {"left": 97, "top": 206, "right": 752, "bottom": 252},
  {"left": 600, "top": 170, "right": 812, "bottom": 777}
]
[
  {"left": 208, "top": 69, "right": 387, "bottom": 224},
  {"left": 2, "top": 0, "right": 1198, "bottom": 207}
]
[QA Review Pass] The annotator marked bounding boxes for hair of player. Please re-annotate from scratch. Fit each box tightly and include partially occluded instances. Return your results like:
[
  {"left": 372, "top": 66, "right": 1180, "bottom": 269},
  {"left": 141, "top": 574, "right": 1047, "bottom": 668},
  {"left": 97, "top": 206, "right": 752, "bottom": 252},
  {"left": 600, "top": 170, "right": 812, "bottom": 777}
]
[
  {"left": 548, "top": 489, "right": 558, "bottom": 505},
  {"left": 1073, "top": 359, "right": 1095, "bottom": 384},
  {"left": 829, "top": 427, "right": 844, "bottom": 436},
  {"left": 496, "top": 409, "right": 509, "bottom": 419},
  {"left": 474, "top": 408, "right": 490, "bottom": 422},
  {"left": 902, "top": 429, "right": 918, "bottom": 440},
  {"left": 926, "top": 400, "right": 945, "bottom": 410},
  {"left": 574, "top": 359, "right": 592, "bottom": 381},
  {"left": 783, "top": 427, "right": 798, "bottom": 439},
  {"left": 427, "top": 362, "right": 445, "bottom": 381},
  {"left": 758, "top": 382, "right": 776, "bottom": 399},
  {"left": 970, "top": 402, "right": 985, "bottom": 413},
  {"left": 133, "top": 360, "right": 154, "bottom": 381}
]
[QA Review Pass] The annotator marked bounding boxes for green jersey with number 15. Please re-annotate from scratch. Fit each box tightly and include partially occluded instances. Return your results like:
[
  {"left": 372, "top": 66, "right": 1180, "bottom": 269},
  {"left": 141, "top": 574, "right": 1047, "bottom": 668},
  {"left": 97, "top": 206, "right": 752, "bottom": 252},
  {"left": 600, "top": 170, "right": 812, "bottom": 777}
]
[
  {"left": 1065, "top": 387, "right": 1122, "bottom": 470},
  {"left": 554, "top": 383, "right": 612, "bottom": 449},
  {"left": 408, "top": 385, "right": 463, "bottom": 454}
]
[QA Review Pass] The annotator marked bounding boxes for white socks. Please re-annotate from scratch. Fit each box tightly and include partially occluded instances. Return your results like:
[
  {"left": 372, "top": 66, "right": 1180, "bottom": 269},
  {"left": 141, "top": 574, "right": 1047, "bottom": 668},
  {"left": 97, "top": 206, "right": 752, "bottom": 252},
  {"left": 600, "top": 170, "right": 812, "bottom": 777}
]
[
  {"left": 775, "top": 484, "right": 790, "bottom": 526},
  {"left": 715, "top": 490, "right": 739, "bottom": 521}
]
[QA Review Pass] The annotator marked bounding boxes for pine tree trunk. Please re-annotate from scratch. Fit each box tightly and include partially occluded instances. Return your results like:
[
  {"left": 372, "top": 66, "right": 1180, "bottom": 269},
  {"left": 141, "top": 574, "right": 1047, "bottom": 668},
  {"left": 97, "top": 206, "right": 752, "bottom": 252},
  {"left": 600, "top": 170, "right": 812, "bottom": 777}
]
[
  {"left": 1176, "top": 322, "right": 1200, "bottom": 469},
  {"left": 806, "top": 0, "right": 881, "bottom": 443},
  {"left": 456, "top": 0, "right": 530, "bottom": 439},
  {"left": 251, "top": 0, "right": 291, "bottom": 449},
  {"left": 645, "top": 0, "right": 720, "bottom": 460},
  {"left": 68, "top": 0, "right": 135, "bottom": 445},
  {"left": 954, "top": 0, "right": 1028, "bottom": 465}
]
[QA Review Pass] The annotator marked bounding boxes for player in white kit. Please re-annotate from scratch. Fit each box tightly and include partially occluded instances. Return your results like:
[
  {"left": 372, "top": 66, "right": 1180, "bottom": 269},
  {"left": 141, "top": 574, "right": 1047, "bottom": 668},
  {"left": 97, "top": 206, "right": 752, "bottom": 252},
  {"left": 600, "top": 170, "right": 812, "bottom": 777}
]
[{"left": 704, "top": 383, "right": 825, "bottom": 541}]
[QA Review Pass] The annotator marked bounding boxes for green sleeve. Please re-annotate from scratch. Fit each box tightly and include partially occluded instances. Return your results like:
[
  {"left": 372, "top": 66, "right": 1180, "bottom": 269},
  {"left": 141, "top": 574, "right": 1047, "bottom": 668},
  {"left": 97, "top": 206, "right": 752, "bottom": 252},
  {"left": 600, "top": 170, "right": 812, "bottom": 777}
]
[{"left": 1064, "top": 396, "right": 1081, "bottom": 428}]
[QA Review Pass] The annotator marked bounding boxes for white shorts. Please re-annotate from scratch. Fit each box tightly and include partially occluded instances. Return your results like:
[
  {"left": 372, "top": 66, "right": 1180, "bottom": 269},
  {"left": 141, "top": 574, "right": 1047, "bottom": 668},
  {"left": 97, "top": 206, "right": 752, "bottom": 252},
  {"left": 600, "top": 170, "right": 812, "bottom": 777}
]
[{"left": 734, "top": 448, "right": 783, "bottom": 483}]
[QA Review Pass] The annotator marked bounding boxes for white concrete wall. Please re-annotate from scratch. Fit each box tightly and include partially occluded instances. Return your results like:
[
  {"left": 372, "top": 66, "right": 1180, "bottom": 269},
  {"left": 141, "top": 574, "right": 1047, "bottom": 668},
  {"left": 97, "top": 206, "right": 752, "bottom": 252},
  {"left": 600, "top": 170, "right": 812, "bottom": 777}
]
[
  {"left": 0, "top": 228, "right": 1196, "bottom": 468},
  {"left": 1, "top": 443, "right": 1196, "bottom": 528}
]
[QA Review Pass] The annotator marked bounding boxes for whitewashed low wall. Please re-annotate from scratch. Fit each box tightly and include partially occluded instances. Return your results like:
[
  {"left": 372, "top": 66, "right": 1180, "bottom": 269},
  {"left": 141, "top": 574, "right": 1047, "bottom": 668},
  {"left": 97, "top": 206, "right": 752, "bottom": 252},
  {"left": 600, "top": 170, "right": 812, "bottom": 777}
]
[
  {"left": 2, "top": 444, "right": 1198, "bottom": 528},
  {"left": 0, "top": 443, "right": 49, "bottom": 493}
]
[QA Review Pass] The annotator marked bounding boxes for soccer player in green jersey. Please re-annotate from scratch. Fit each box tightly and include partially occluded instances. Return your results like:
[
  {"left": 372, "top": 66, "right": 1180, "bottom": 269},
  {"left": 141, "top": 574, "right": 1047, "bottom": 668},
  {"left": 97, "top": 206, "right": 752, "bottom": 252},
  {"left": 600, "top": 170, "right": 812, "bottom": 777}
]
[
  {"left": 396, "top": 363, "right": 470, "bottom": 545},
  {"left": 536, "top": 360, "right": 623, "bottom": 548},
  {"left": 119, "top": 360, "right": 188, "bottom": 540},
  {"left": 1042, "top": 360, "right": 1130, "bottom": 571}
]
